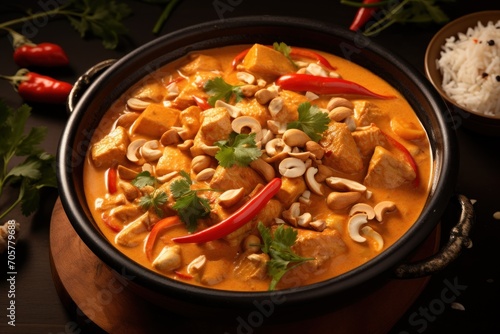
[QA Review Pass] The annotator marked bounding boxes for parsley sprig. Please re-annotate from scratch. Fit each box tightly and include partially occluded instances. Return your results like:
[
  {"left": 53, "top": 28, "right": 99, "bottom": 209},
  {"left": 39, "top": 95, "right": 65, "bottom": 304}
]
[
  {"left": 215, "top": 132, "right": 262, "bottom": 168},
  {"left": 170, "top": 171, "right": 211, "bottom": 232},
  {"left": 0, "top": 101, "right": 57, "bottom": 220},
  {"left": 204, "top": 77, "right": 244, "bottom": 107},
  {"left": 131, "top": 171, "right": 167, "bottom": 217},
  {"left": 258, "top": 222, "right": 313, "bottom": 291},
  {"left": 287, "top": 102, "right": 329, "bottom": 142}
]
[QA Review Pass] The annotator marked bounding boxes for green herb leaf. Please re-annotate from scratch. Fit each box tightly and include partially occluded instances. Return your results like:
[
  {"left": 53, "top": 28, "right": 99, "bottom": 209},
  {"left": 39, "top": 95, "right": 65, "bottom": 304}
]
[
  {"left": 204, "top": 77, "right": 244, "bottom": 106},
  {"left": 273, "top": 42, "right": 292, "bottom": 59},
  {"left": 170, "top": 171, "right": 211, "bottom": 232},
  {"left": 132, "top": 171, "right": 166, "bottom": 217},
  {"left": 0, "top": 101, "right": 57, "bottom": 220},
  {"left": 287, "top": 102, "right": 329, "bottom": 142},
  {"left": 215, "top": 132, "right": 262, "bottom": 168},
  {"left": 258, "top": 222, "right": 313, "bottom": 291}
]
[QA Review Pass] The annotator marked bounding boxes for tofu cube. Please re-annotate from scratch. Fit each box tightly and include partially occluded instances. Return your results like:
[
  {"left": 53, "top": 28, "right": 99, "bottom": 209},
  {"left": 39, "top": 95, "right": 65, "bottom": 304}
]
[
  {"left": 156, "top": 146, "right": 192, "bottom": 176},
  {"left": 91, "top": 126, "right": 129, "bottom": 168},
  {"left": 131, "top": 103, "right": 180, "bottom": 138},
  {"left": 242, "top": 44, "right": 296, "bottom": 78}
]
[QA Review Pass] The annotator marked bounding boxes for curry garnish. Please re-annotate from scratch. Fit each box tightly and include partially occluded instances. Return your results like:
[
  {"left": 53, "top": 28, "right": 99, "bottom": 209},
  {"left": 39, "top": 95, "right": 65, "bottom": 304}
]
[
  {"left": 258, "top": 222, "right": 314, "bottom": 291},
  {"left": 170, "top": 171, "right": 211, "bottom": 233},
  {"left": 215, "top": 132, "right": 262, "bottom": 168},
  {"left": 132, "top": 171, "right": 167, "bottom": 217},
  {"left": 287, "top": 102, "right": 330, "bottom": 142},
  {"left": 204, "top": 77, "right": 244, "bottom": 106}
]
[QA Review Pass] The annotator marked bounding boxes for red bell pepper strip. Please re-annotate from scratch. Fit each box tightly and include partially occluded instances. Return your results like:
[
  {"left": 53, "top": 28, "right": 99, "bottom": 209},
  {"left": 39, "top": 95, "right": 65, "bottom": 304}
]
[
  {"left": 172, "top": 178, "right": 282, "bottom": 244},
  {"left": 231, "top": 46, "right": 336, "bottom": 71},
  {"left": 382, "top": 131, "right": 420, "bottom": 187},
  {"left": 102, "top": 213, "right": 123, "bottom": 233},
  {"left": 174, "top": 271, "right": 194, "bottom": 280},
  {"left": 276, "top": 73, "right": 394, "bottom": 99},
  {"left": 145, "top": 216, "right": 182, "bottom": 261},
  {"left": 0, "top": 68, "right": 73, "bottom": 104},
  {"left": 349, "top": 0, "right": 382, "bottom": 32},
  {"left": 106, "top": 167, "right": 118, "bottom": 194},
  {"left": 9, "top": 29, "right": 69, "bottom": 67},
  {"left": 192, "top": 95, "right": 211, "bottom": 110}
]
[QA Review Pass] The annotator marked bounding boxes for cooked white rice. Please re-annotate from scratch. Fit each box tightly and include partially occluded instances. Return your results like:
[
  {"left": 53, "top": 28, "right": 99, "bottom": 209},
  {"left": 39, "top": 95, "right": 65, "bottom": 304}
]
[{"left": 436, "top": 20, "right": 500, "bottom": 116}]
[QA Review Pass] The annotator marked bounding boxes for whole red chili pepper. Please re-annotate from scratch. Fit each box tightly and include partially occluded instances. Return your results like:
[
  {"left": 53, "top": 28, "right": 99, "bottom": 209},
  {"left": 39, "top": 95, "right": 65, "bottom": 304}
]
[
  {"left": 172, "top": 178, "right": 282, "bottom": 244},
  {"left": 9, "top": 30, "right": 69, "bottom": 67},
  {"left": 276, "top": 73, "right": 394, "bottom": 99},
  {"left": 0, "top": 69, "right": 73, "bottom": 104},
  {"left": 231, "top": 46, "right": 336, "bottom": 71},
  {"left": 145, "top": 216, "right": 182, "bottom": 260},
  {"left": 349, "top": 0, "right": 381, "bottom": 32}
]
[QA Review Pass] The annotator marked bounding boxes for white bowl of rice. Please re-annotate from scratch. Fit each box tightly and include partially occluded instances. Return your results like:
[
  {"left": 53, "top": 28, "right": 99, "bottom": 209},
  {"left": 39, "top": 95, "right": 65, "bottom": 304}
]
[{"left": 425, "top": 11, "right": 500, "bottom": 135}]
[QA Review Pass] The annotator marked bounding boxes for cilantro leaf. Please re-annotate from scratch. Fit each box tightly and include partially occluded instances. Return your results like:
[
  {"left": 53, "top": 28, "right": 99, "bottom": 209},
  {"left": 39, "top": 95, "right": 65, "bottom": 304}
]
[
  {"left": 204, "top": 77, "right": 244, "bottom": 106},
  {"left": 287, "top": 102, "right": 329, "bottom": 142},
  {"left": 258, "top": 222, "right": 313, "bottom": 291},
  {"left": 215, "top": 132, "right": 262, "bottom": 168},
  {"left": 131, "top": 171, "right": 157, "bottom": 188},
  {"left": 273, "top": 41, "right": 297, "bottom": 67},
  {"left": 132, "top": 171, "right": 166, "bottom": 217},
  {"left": 170, "top": 171, "right": 211, "bottom": 232},
  {"left": 0, "top": 101, "right": 57, "bottom": 220}
]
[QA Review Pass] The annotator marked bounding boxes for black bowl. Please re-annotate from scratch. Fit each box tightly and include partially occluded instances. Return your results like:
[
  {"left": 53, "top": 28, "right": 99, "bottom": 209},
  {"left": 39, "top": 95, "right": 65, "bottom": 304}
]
[{"left": 57, "top": 16, "right": 459, "bottom": 320}]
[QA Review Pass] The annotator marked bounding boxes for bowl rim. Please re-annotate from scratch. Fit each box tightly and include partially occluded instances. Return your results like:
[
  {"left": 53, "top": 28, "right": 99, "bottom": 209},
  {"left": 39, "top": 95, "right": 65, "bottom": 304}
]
[
  {"left": 57, "top": 15, "right": 458, "bottom": 311},
  {"left": 424, "top": 10, "right": 500, "bottom": 121}
]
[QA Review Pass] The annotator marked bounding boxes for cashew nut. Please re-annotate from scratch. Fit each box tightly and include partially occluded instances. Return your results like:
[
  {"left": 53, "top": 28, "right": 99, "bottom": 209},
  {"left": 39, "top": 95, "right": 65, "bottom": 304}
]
[
  {"left": 140, "top": 140, "right": 163, "bottom": 162},
  {"left": 268, "top": 97, "right": 284, "bottom": 117},
  {"left": 297, "top": 212, "right": 312, "bottom": 228},
  {"left": 160, "top": 129, "right": 181, "bottom": 146},
  {"left": 215, "top": 99, "right": 242, "bottom": 118},
  {"left": 127, "top": 139, "right": 147, "bottom": 163},
  {"left": 349, "top": 203, "right": 375, "bottom": 220},
  {"left": 310, "top": 220, "right": 326, "bottom": 232},
  {"left": 305, "top": 141, "right": 324, "bottom": 160},
  {"left": 282, "top": 129, "right": 312, "bottom": 148},
  {"left": 361, "top": 226, "right": 384, "bottom": 251},
  {"left": 127, "top": 97, "right": 150, "bottom": 110},
  {"left": 304, "top": 167, "right": 323, "bottom": 195},
  {"left": 116, "top": 112, "right": 140, "bottom": 128},
  {"left": 218, "top": 188, "right": 245, "bottom": 208},
  {"left": 327, "top": 97, "right": 354, "bottom": 111},
  {"left": 374, "top": 201, "right": 397, "bottom": 222},
  {"left": 236, "top": 71, "right": 255, "bottom": 84},
  {"left": 231, "top": 116, "right": 262, "bottom": 142},
  {"left": 117, "top": 165, "right": 139, "bottom": 180},
  {"left": 325, "top": 177, "right": 367, "bottom": 193},
  {"left": 265, "top": 138, "right": 291, "bottom": 156},
  {"left": 243, "top": 234, "right": 261, "bottom": 253},
  {"left": 249, "top": 158, "right": 276, "bottom": 182},
  {"left": 266, "top": 120, "right": 287, "bottom": 134},
  {"left": 282, "top": 202, "right": 301, "bottom": 227},
  {"left": 348, "top": 213, "right": 368, "bottom": 242},
  {"left": 279, "top": 157, "right": 306, "bottom": 178},
  {"left": 187, "top": 255, "right": 207, "bottom": 275},
  {"left": 255, "top": 88, "right": 278, "bottom": 105},
  {"left": 326, "top": 191, "right": 362, "bottom": 210},
  {"left": 196, "top": 168, "right": 216, "bottom": 182},
  {"left": 191, "top": 155, "right": 212, "bottom": 174},
  {"left": 152, "top": 245, "right": 182, "bottom": 273}
]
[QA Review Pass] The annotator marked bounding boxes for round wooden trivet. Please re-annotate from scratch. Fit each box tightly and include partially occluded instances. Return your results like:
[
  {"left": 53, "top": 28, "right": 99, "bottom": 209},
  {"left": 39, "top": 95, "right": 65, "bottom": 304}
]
[{"left": 49, "top": 198, "right": 437, "bottom": 334}]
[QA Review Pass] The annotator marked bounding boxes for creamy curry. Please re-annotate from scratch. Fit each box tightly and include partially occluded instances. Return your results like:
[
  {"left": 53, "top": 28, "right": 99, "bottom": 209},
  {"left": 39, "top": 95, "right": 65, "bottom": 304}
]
[{"left": 83, "top": 43, "right": 432, "bottom": 291}]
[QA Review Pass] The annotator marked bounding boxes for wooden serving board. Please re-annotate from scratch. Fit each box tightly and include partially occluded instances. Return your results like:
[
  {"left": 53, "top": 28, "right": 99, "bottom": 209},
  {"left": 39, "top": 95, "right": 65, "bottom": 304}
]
[{"left": 49, "top": 197, "right": 438, "bottom": 334}]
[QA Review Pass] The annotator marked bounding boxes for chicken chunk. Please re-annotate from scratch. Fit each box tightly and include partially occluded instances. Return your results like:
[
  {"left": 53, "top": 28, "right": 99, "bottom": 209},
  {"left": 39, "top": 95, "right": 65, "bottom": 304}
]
[
  {"left": 351, "top": 124, "right": 388, "bottom": 157},
  {"left": 242, "top": 44, "right": 296, "bottom": 79},
  {"left": 272, "top": 90, "right": 307, "bottom": 123},
  {"left": 174, "top": 71, "right": 219, "bottom": 109},
  {"left": 179, "top": 53, "right": 222, "bottom": 76},
  {"left": 209, "top": 165, "right": 265, "bottom": 195},
  {"left": 320, "top": 122, "right": 363, "bottom": 174},
  {"left": 197, "top": 107, "right": 232, "bottom": 144},
  {"left": 278, "top": 227, "right": 347, "bottom": 288},
  {"left": 364, "top": 145, "right": 416, "bottom": 188},
  {"left": 276, "top": 176, "right": 307, "bottom": 208},
  {"left": 91, "top": 126, "right": 129, "bottom": 169},
  {"left": 353, "top": 101, "right": 387, "bottom": 126}
]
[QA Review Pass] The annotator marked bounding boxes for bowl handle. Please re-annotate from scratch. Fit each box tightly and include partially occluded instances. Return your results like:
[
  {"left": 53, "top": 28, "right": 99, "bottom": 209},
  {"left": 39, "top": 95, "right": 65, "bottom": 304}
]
[
  {"left": 394, "top": 194, "right": 474, "bottom": 278},
  {"left": 67, "top": 59, "right": 117, "bottom": 114}
]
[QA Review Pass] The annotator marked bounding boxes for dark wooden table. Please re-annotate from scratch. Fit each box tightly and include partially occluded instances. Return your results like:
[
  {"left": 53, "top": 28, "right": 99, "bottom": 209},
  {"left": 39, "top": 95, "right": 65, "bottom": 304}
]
[{"left": 0, "top": 1, "right": 499, "bottom": 333}]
